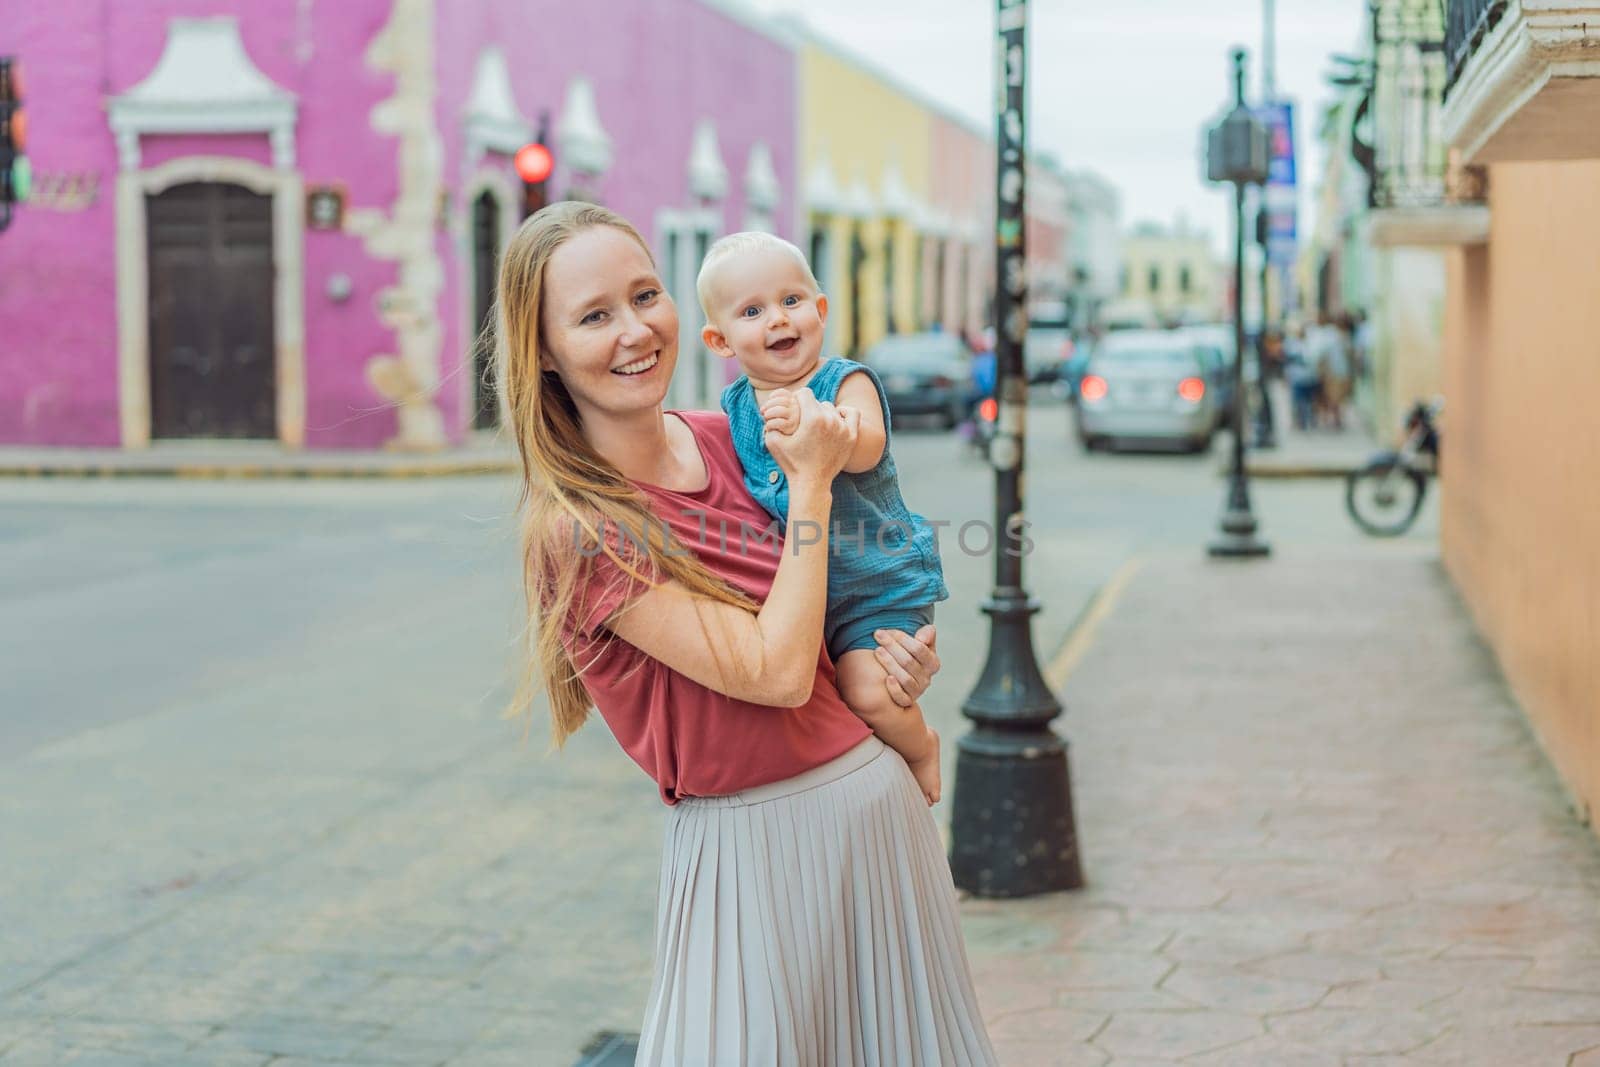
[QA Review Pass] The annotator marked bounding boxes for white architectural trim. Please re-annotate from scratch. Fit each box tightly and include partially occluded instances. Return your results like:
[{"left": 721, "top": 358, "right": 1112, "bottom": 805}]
[
  {"left": 1442, "top": 0, "right": 1600, "bottom": 162},
  {"left": 1366, "top": 204, "right": 1491, "bottom": 247},
  {"left": 687, "top": 119, "right": 729, "bottom": 203},
  {"left": 107, "top": 18, "right": 298, "bottom": 171},
  {"left": 556, "top": 77, "right": 614, "bottom": 181},
  {"left": 116, "top": 156, "right": 305, "bottom": 447},
  {"left": 655, "top": 206, "right": 725, "bottom": 410},
  {"left": 463, "top": 48, "right": 531, "bottom": 165},
  {"left": 805, "top": 150, "right": 844, "bottom": 214},
  {"left": 843, "top": 176, "right": 876, "bottom": 220},
  {"left": 457, "top": 168, "right": 519, "bottom": 432},
  {"left": 879, "top": 159, "right": 914, "bottom": 218},
  {"left": 744, "top": 141, "right": 781, "bottom": 211}
]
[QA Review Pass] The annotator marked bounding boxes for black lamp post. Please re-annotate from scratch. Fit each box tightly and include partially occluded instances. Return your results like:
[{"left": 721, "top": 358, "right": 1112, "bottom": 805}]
[
  {"left": 1205, "top": 49, "right": 1272, "bottom": 559},
  {"left": 948, "top": 0, "right": 1084, "bottom": 899}
]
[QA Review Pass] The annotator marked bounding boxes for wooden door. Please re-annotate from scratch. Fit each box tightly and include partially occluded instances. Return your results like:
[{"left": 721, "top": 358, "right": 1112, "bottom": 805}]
[
  {"left": 147, "top": 183, "right": 276, "bottom": 439},
  {"left": 472, "top": 191, "right": 500, "bottom": 430}
]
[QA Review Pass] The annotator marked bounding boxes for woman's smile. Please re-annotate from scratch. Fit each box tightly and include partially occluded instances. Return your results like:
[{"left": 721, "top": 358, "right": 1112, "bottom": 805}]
[{"left": 613, "top": 352, "right": 661, "bottom": 376}]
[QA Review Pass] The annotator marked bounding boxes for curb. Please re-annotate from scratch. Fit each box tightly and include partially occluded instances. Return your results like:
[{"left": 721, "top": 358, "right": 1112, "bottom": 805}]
[
  {"left": 1043, "top": 556, "right": 1143, "bottom": 690},
  {"left": 0, "top": 459, "right": 520, "bottom": 480},
  {"left": 1239, "top": 462, "right": 1361, "bottom": 480}
]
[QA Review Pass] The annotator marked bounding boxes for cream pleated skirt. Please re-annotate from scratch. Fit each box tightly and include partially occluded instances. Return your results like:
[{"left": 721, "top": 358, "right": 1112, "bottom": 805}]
[{"left": 636, "top": 736, "right": 999, "bottom": 1067}]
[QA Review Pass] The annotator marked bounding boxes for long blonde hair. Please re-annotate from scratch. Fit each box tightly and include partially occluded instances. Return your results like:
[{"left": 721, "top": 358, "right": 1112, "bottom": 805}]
[{"left": 496, "top": 201, "right": 755, "bottom": 747}]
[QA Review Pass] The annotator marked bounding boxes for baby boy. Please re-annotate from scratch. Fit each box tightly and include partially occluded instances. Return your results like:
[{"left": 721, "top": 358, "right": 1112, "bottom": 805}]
[{"left": 697, "top": 232, "right": 949, "bottom": 803}]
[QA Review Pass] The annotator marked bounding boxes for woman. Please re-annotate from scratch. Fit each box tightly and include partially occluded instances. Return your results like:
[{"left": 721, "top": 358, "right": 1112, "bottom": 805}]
[{"left": 497, "top": 201, "right": 997, "bottom": 1066}]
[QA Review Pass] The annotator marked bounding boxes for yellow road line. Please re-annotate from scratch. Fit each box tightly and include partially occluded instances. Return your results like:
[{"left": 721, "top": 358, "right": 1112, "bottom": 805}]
[{"left": 1044, "top": 557, "right": 1143, "bottom": 689}]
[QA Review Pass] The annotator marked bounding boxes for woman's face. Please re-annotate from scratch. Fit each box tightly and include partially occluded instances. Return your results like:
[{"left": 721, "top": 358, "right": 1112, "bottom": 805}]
[{"left": 539, "top": 226, "right": 678, "bottom": 420}]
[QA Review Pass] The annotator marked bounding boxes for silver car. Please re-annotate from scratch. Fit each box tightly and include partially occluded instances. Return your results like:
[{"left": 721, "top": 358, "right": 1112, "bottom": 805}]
[{"left": 1073, "top": 330, "right": 1222, "bottom": 453}]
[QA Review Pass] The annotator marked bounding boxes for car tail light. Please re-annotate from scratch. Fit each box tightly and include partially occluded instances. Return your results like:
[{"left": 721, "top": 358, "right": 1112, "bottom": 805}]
[
  {"left": 1177, "top": 377, "right": 1206, "bottom": 403},
  {"left": 979, "top": 397, "right": 998, "bottom": 422},
  {"left": 1079, "top": 375, "right": 1108, "bottom": 403},
  {"left": 930, "top": 375, "right": 955, "bottom": 388}
]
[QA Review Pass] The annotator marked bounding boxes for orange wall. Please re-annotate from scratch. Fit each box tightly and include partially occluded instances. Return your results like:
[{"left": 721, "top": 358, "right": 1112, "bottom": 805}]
[{"left": 1441, "top": 160, "right": 1600, "bottom": 824}]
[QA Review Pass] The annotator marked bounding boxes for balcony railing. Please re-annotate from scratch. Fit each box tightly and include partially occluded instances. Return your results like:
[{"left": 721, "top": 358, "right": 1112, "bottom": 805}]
[
  {"left": 1445, "top": 0, "right": 1507, "bottom": 95},
  {"left": 1369, "top": 0, "right": 1459, "bottom": 208}
]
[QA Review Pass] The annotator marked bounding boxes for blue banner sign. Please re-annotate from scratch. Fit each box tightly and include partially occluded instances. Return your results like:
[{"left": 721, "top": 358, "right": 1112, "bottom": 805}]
[{"left": 1256, "top": 101, "right": 1296, "bottom": 267}]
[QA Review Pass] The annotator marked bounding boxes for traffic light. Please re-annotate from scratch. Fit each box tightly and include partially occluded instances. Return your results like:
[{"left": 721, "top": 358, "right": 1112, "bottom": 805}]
[
  {"left": 516, "top": 111, "right": 553, "bottom": 219},
  {"left": 1, "top": 56, "right": 29, "bottom": 232},
  {"left": 515, "top": 141, "right": 553, "bottom": 219}
]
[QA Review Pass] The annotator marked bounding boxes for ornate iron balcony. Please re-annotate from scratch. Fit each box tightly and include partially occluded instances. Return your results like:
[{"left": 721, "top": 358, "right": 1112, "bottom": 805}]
[{"left": 1445, "top": 0, "right": 1507, "bottom": 95}]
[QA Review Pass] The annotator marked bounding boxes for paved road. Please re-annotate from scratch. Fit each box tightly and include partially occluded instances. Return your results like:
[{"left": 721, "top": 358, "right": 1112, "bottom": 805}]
[{"left": 0, "top": 407, "right": 1438, "bottom": 1064}]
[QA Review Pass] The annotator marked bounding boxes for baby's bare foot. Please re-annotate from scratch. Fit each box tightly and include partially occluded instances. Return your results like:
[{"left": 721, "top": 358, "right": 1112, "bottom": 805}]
[{"left": 907, "top": 729, "right": 942, "bottom": 806}]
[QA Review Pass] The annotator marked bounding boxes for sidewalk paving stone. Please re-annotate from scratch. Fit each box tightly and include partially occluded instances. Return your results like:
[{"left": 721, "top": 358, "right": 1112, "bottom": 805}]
[{"left": 961, "top": 548, "right": 1600, "bottom": 1063}]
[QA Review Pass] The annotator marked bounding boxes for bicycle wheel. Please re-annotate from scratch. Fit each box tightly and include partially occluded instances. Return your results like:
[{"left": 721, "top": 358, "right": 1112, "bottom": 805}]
[{"left": 1345, "top": 460, "right": 1427, "bottom": 537}]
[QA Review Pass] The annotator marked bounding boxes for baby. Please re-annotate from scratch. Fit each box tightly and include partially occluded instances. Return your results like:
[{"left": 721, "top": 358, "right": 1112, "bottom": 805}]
[{"left": 697, "top": 232, "right": 949, "bottom": 804}]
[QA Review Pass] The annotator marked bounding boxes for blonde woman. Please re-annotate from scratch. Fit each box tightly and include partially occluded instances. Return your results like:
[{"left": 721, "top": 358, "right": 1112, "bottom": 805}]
[{"left": 498, "top": 201, "right": 997, "bottom": 1066}]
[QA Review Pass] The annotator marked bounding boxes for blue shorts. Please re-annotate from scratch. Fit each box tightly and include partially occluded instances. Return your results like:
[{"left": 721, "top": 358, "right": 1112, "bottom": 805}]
[{"left": 826, "top": 604, "right": 936, "bottom": 663}]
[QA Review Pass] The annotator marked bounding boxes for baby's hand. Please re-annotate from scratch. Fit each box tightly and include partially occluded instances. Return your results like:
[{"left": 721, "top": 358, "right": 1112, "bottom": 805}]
[{"left": 761, "top": 389, "right": 801, "bottom": 436}]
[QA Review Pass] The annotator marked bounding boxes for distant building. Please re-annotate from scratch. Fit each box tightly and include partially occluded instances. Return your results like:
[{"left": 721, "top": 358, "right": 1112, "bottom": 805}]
[
  {"left": 1102, "top": 218, "right": 1223, "bottom": 328},
  {"left": 1025, "top": 154, "right": 1072, "bottom": 318},
  {"left": 1062, "top": 169, "right": 1122, "bottom": 331}
]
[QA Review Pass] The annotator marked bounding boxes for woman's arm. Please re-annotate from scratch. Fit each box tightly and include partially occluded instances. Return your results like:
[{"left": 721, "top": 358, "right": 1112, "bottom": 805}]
[{"left": 605, "top": 392, "right": 859, "bottom": 708}]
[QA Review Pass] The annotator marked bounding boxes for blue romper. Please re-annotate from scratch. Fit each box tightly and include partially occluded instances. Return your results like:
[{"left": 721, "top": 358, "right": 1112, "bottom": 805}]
[{"left": 721, "top": 356, "right": 949, "bottom": 661}]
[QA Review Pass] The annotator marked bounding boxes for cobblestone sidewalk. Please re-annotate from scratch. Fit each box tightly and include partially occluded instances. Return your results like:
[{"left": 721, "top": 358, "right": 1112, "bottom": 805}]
[{"left": 963, "top": 548, "right": 1600, "bottom": 1066}]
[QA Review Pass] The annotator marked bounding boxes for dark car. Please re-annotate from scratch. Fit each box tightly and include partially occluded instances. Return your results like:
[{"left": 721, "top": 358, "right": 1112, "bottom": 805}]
[{"left": 863, "top": 333, "right": 970, "bottom": 428}]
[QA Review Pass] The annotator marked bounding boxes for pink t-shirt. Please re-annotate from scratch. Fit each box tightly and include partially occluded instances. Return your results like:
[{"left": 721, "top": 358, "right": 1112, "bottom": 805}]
[{"left": 562, "top": 409, "right": 872, "bottom": 805}]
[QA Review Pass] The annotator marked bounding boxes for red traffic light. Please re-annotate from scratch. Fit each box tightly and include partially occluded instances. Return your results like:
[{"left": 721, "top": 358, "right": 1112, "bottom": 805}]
[{"left": 514, "top": 143, "right": 553, "bottom": 184}]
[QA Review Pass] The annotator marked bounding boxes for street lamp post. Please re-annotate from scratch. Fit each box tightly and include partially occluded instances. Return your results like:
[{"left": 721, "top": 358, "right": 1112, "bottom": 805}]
[
  {"left": 1205, "top": 49, "right": 1272, "bottom": 560},
  {"left": 948, "top": 0, "right": 1084, "bottom": 899}
]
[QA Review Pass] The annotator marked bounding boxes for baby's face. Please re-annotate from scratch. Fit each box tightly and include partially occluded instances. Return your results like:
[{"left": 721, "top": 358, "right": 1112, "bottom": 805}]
[{"left": 702, "top": 250, "right": 828, "bottom": 390}]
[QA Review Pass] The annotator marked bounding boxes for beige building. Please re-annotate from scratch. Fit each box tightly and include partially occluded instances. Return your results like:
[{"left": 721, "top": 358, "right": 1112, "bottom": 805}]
[
  {"left": 1435, "top": 0, "right": 1600, "bottom": 832},
  {"left": 1102, "top": 218, "right": 1223, "bottom": 328}
]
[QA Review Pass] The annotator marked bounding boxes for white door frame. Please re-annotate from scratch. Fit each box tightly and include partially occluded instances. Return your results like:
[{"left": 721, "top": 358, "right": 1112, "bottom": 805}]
[
  {"left": 116, "top": 156, "right": 305, "bottom": 447},
  {"left": 655, "top": 206, "right": 724, "bottom": 410},
  {"left": 457, "top": 168, "right": 519, "bottom": 433}
]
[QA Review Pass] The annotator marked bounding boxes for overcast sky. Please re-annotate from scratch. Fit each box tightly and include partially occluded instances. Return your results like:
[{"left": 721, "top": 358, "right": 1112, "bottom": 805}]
[{"left": 744, "top": 0, "right": 1367, "bottom": 257}]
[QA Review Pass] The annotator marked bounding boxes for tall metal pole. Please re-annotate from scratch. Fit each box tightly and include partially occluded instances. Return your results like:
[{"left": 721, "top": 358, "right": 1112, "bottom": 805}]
[
  {"left": 948, "top": 0, "right": 1083, "bottom": 899},
  {"left": 1209, "top": 50, "right": 1271, "bottom": 560},
  {"left": 1262, "top": 0, "right": 1277, "bottom": 101}
]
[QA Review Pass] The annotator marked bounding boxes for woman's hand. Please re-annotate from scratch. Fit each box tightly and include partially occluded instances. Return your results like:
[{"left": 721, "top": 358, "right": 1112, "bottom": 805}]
[
  {"left": 764, "top": 387, "right": 859, "bottom": 490},
  {"left": 874, "top": 624, "right": 941, "bottom": 707}
]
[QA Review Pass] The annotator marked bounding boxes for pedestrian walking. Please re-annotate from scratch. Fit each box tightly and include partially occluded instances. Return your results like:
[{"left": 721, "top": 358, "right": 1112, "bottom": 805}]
[
  {"left": 1254, "top": 327, "right": 1285, "bottom": 447},
  {"left": 1307, "top": 313, "right": 1351, "bottom": 430},
  {"left": 496, "top": 201, "right": 998, "bottom": 1067}
]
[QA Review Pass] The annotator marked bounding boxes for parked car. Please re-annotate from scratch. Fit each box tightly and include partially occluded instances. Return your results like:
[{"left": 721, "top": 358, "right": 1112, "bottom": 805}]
[
  {"left": 862, "top": 332, "right": 970, "bottom": 428},
  {"left": 1173, "top": 324, "right": 1239, "bottom": 423},
  {"left": 1073, "top": 329, "right": 1223, "bottom": 452}
]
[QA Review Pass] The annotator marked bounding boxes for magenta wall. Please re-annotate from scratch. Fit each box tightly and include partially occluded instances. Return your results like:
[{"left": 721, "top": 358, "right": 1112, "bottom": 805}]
[
  {"left": 433, "top": 0, "right": 798, "bottom": 434},
  {"left": 1, "top": 1, "right": 401, "bottom": 447},
  {"left": 2, "top": 0, "right": 796, "bottom": 448}
]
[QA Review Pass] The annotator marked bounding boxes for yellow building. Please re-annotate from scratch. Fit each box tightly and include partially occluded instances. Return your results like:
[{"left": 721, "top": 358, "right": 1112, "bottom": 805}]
[
  {"left": 790, "top": 29, "right": 942, "bottom": 356},
  {"left": 1103, "top": 219, "right": 1223, "bottom": 328}
]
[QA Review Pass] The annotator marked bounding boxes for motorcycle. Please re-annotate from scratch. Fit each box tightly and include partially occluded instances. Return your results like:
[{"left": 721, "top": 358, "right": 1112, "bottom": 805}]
[
  {"left": 1345, "top": 398, "right": 1442, "bottom": 537},
  {"left": 957, "top": 395, "right": 998, "bottom": 458}
]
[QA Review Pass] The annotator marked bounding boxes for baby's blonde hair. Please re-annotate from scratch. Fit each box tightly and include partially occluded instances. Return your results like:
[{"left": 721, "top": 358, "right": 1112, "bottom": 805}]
[{"left": 695, "top": 231, "right": 820, "bottom": 322}]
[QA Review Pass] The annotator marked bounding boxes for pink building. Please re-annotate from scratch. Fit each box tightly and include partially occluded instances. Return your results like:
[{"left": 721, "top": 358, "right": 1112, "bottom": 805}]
[{"left": 1, "top": 0, "right": 796, "bottom": 449}]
